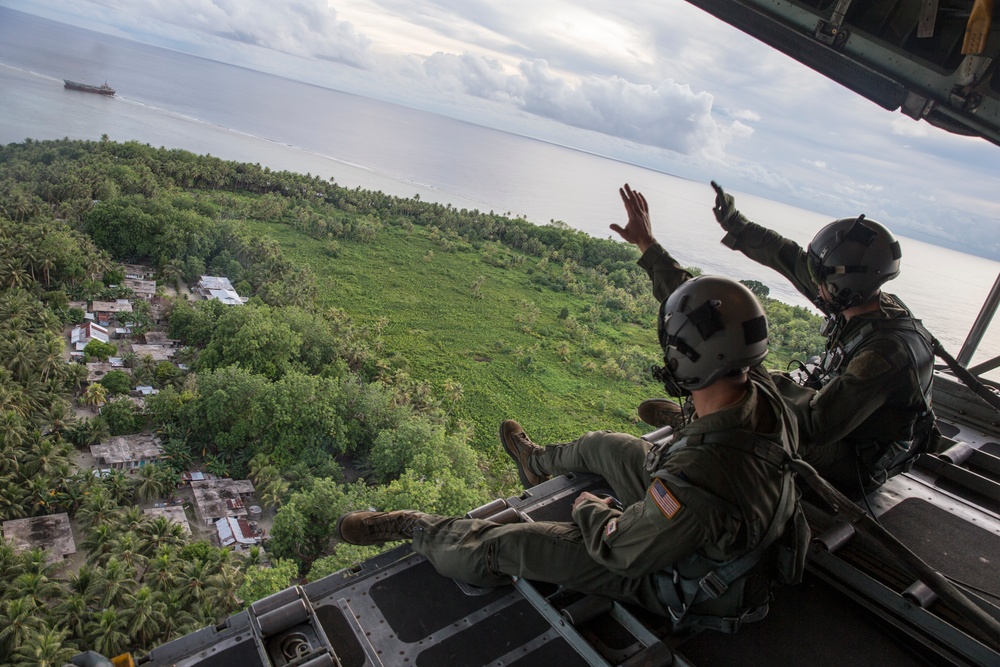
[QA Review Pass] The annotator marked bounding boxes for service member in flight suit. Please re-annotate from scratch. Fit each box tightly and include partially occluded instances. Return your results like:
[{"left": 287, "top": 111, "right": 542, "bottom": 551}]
[
  {"left": 642, "top": 182, "right": 934, "bottom": 494},
  {"left": 337, "top": 186, "right": 802, "bottom": 631}
]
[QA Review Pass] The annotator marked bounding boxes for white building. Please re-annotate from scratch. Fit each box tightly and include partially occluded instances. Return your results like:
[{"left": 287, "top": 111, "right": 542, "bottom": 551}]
[{"left": 197, "top": 276, "right": 245, "bottom": 305}]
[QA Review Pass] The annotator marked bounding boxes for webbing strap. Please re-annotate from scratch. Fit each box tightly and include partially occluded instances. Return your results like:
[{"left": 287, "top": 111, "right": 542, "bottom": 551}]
[
  {"left": 658, "top": 429, "right": 797, "bottom": 602},
  {"left": 701, "top": 472, "right": 795, "bottom": 598}
]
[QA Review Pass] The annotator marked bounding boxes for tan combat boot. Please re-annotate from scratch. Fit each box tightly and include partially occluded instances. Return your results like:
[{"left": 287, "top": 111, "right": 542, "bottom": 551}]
[
  {"left": 336, "top": 510, "right": 431, "bottom": 546},
  {"left": 499, "top": 420, "right": 549, "bottom": 488},
  {"left": 637, "top": 399, "right": 686, "bottom": 430}
]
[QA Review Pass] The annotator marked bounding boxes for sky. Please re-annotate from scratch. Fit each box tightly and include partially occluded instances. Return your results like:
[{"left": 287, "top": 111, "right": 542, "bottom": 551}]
[{"left": 5, "top": 0, "right": 1000, "bottom": 257}]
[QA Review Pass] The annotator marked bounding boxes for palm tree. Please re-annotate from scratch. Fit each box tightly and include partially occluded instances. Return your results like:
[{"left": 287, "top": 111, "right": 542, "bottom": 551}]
[
  {"left": 77, "top": 488, "right": 118, "bottom": 531},
  {"left": 103, "top": 470, "right": 134, "bottom": 505},
  {"left": 134, "top": 463, "right": 166, "bottom": 502},
  {"left": 206, "top": 563, "right": 243, "bottom": 615},
  {"left": 97, "top": 558, "right": 134, "bottom": 608},
  {"left": 118, "top": 506, "right": 144, "bottom": 533},
  {"left": 85, "top": 417, "right": 110, "bottom": 447},
  {"left": 144, "top": 550, "right": 177, "bottom": 593},
  {"left": 10, "top": 571, "right": 62, "bottom": 606},
  {"left": 159, "top": 591, "right": 197, "bottom": 641},
  {"left": 258, "top": 477, "right": 289, "bottom": 511},
  {"left": 0, "top": 597, "right": 44, "bottom": 656},
  {"left": 11, "top": 625, "right": 74, "bottom": 667},
  {"left": 37, "top": 400, "right": 77, "bottom": 441},
  {"left": 0, "top": 474, "right": 28, "bottom": 519},
  {"left": 140, "top": 517, "right": 186, "bottom": 557},
  {"left": 20, "top": 547, "right": 53, "bottom": 578},
  {"left": 82, "top": 524, "right": 115, "bottom": 567},
  {"left": 85, "top": 608, "right": 128, "bottom": 659},
  {"left": 36, "top": 336, "right": 64, "bottom": 384},
  {"left": 53, "top": 592, "right": 89, "bottom": 639},
  {"left": 22, "top": 437, "right": 72, "bottom": 479},
  {"left": 178, "top": 559, "right": 208, "bottom": 606},
  {"left": 0, "top": 539, "right": 25, "bottom": 583},
  {"left": 123, "top": 585, "right": 167, "bottom": 649},
  {"left": 156, "top": 466, "right": 182, "bottom": 500},
  {"left": 0, "top": 409, "right": 27, "bottom": 449},
  {"left": 66, "top": 563, "right": 97, "bottom": 598},
  {"left": 81, "top": 383, "right": 108, "bottom": 413},
  {"left": 111, "top": 531, "right": 147, "bottom": 573},
  {"left": 64, "top": 363, "right": 88, "bottom": 395},
  {"left": 161, "top": 438, "right": 195, "bottom": 473},
  {"left": 159, "top": 259, "right": 184, "bottom": 292}
]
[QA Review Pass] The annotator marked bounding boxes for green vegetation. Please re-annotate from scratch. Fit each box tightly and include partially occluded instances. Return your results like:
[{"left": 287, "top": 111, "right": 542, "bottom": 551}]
[{"left": 0, "top": 137, "right": 825, "bottom": 661}]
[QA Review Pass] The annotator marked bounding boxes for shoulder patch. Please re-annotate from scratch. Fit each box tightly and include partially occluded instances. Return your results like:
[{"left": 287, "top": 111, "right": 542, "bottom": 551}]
[
  {"left": 604, "top": 518, "right": 618, "bottom": 537},
  {"left": 649, "top": 478, "right": 683, "bottom": 519},
  {"left": 847, "top": 349, "right": 893, "bottom": 381}
]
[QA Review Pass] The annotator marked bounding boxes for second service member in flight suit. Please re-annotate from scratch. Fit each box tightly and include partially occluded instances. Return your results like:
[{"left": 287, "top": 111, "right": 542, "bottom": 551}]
[{"left": 639, "top": 182, "right": 935, "bottom": 494}]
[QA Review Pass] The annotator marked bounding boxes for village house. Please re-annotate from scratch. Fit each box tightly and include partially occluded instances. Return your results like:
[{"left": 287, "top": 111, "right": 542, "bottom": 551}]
[
  {"left": 181, "top": 471, "right": 217, "bottom": 484},
  {"left": 112, "top": 325, "right": 134, "bottom": 340},
  {"left": 90, "top": 433, "right": 163, "bottom": 471},
  {"left": 196, "top": 275, "right": 245, "bottom": 306},
  {"left": 215, "top": 516, "right": 260, "bottom": 548},
  {"left": 143, "top": 331, "right": 181, "bottom": 347},
  {"left": 85, "top": 362, "right": 131, "bottom": 384},
  {"left": 129, "top": 343, "right": 176, "bottom": 362},
  {"left": 90, "top": 299, "right": 134, "bottom": 327},
  {"left": 123, "top": 264, "right": 152, "bottom": 280},
  {"left": 190, "top": 478, "right": 256, "bottom": 525},
  {"left": 2, "top": 513, "right": 77, "bottom": 564},
  {"left": 124, "top": 277, "right": 157, "bottom": 301},
  {"left": 70, "top": 321, "right": 110, "bottom": 352},
  {"left": 144, "top": 506, "right": 192, "bottom": 535}
]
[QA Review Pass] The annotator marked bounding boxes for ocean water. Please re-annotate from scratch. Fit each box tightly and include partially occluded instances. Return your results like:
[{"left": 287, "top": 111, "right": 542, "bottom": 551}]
[{"left": 2, "top": 7, "right": 1000, "bottom": 371}]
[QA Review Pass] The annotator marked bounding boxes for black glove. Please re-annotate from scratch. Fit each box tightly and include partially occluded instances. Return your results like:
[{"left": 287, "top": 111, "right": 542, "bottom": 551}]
[{"left": 711, "top": 181, "right": 748, "bottom": 247}]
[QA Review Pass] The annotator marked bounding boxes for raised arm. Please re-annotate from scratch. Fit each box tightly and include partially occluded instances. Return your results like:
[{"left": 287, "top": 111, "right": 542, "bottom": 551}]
[
  {"left": 611, "top": 183, "right": 692, "bottom": 302},
  {"left": 710, "top": 181, "right": 818, "bottom": 303}
]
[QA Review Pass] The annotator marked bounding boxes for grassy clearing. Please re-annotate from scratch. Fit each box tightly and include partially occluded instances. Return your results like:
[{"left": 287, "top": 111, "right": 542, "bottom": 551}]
[{"left": 245, "top": 220, "right": 664, "bottom": 462}]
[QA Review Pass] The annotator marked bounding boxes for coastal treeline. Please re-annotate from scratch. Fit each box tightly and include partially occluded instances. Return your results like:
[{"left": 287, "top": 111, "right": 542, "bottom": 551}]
[{"left": 0, "top": 137, "right": 824, "bottom": 662}]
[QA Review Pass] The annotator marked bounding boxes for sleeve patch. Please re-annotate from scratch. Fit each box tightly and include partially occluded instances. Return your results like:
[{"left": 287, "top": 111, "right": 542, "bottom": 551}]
[
  {"left": 649, "top": 479, "right": 683, "bottom": 519},
  {"left": 604, "top": 518, "right": 618, "bottom": 537},
  {"left": 848, "top": 349, "right": 893, "bottom": 381}
]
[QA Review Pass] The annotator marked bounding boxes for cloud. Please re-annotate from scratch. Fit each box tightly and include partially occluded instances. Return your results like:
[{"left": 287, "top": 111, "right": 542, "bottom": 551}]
[
  {"left": 420, "top": 53, "right": 750, "bottom": 157},
  {"left": 86, "top": 0, "right": 374, "bottom": 67},
  {"left": 731, "top": 109, "right": 761, "bottom": 122},
  {"left": 802, "top": 159, "right": 827, "bottom": 169}
]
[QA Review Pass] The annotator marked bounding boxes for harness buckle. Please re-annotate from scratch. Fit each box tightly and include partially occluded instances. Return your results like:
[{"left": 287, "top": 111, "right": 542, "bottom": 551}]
[
  {"left": 698, "top": 571, "right": 728, "bottom": 599},
  {"left": 668, "top": 604, "right": 688, "bottom": 624}
]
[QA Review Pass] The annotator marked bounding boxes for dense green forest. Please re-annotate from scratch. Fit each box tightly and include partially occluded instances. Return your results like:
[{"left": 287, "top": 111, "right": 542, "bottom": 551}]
[{"left": 0, "top": 137, "right": 824, "bottom": 663}]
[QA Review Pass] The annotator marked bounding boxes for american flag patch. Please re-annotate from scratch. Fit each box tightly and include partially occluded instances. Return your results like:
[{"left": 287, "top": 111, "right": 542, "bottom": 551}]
[{"left": 649, "top": 479, "right": 682, "bottom": 519}]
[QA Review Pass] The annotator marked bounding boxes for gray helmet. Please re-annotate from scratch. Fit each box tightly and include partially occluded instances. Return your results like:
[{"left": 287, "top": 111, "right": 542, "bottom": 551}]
[
  {"left": 806, "top": 215, "right": 901, "bottom": 313},
  {"left": 655, "top": 276, "right": 769, "bottom": 394}
]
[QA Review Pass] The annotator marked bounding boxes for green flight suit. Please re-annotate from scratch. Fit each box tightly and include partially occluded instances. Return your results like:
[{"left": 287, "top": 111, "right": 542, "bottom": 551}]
[
  {"left": 703, "top": 221, "right": 934, "bottom": 488},
  {"left": 411, "top": 372, "right": 792, "bottom": 618}
]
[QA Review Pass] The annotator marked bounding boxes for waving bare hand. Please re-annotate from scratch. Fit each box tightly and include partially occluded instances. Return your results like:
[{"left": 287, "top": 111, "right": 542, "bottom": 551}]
[{"left": 611, "top": 183, "right": 656, "bottom": 253}]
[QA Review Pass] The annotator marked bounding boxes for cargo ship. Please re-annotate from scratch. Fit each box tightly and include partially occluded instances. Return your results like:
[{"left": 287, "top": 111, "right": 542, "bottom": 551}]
[{"left": 63, "top": 79, "right": 115, "bottom": 96}]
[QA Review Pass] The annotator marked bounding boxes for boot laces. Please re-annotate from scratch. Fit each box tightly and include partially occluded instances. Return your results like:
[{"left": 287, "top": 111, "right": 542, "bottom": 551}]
[
  {"left": 368, "top": 512, "right": 423, "bottom": 540},
  {"left": 512, "top": 431, "right": 539, "bottom": 454}
]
